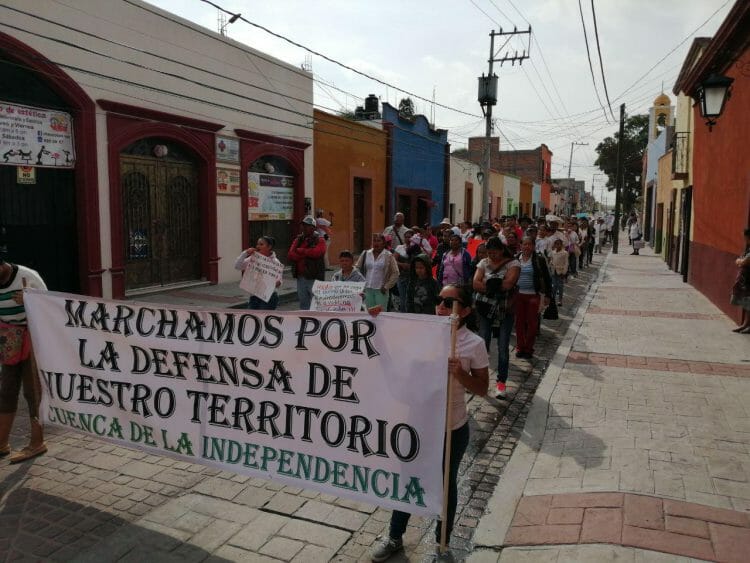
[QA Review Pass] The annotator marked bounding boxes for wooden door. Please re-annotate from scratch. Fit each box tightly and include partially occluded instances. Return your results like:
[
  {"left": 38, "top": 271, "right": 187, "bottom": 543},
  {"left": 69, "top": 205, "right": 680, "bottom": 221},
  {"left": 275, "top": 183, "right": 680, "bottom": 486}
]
[{"left": 121, "top": 155, "right": 200, "bottom": 290}]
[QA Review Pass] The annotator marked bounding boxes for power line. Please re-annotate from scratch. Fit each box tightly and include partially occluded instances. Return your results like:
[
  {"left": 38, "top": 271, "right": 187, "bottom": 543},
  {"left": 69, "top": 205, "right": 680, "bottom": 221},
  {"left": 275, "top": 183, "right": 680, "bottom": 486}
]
[
  {"left": 577, "top": 0, "right": 610, "bottom": 124},
  {"left": 590, "top": 0, "right": 616, "bottom": 121},
  {"left": 197, "top": 0, "right": 483, "bottom": 119},
  {"left": 0, "top": 54, "right": 453, "bottom": 165},
  {"left": 613, "top": 0, "right": 731, "bottom": 102}
]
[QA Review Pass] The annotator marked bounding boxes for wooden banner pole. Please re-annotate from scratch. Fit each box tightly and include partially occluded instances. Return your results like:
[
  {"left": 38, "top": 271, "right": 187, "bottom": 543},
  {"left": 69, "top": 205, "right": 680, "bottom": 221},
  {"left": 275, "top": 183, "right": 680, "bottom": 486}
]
[{"left": 439, "top": 301, "right": 460, "bottom": 554}]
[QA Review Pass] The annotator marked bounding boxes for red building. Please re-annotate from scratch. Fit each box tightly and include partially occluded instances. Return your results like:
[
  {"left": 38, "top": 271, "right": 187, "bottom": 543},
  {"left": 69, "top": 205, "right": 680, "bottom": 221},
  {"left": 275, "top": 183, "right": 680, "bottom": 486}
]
[
  {"left": 674, "top": 0, "right": 750, "bottom": 321},
  {"left": 467, "top": 138, "right": 552, "bottom": 215}
]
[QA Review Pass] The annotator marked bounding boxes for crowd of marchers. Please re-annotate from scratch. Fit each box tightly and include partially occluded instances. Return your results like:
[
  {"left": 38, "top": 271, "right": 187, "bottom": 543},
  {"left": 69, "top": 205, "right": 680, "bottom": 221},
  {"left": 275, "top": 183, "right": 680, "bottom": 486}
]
[{"left": 236, "top": 211, "right": 626, "bottom": 401}]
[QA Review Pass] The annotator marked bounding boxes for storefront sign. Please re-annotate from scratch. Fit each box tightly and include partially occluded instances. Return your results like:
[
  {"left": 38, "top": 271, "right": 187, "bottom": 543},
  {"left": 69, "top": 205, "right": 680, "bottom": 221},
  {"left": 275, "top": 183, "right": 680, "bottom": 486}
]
[
  {"left": 216, "top": 167, "right": 240, "bottom": 195},
  {"left": 16, "top": 166, "right": 36, "bottom": 184},
  {"left": 215, "top": 136, "right": 240, "bottom": 163},
  {"left": 248, "top": 172, "right": 294, "bottom": 220},
  {"left": 25, "top": 291, "right": 451, "bottom": 518},
  {"left": 0, "top": 100, "right": 75, "bottom": 168}
]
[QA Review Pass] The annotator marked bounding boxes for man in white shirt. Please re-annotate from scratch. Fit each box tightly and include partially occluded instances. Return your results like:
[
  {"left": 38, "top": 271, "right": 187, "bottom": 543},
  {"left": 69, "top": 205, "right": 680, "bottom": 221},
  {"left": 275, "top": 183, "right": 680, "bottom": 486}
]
[{"left": 383, "top": 213, "right": 408, "bottom": 248}]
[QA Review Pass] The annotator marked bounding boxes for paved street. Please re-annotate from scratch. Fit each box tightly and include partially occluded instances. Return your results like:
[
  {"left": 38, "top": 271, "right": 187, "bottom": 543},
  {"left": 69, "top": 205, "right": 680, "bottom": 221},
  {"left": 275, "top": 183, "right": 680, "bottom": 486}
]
[
  {"left": 473, "top": 245, "right": 750, "bottom": 562},
  {"left": 3, "top": 242, "right": 750, "bottom": 562}
]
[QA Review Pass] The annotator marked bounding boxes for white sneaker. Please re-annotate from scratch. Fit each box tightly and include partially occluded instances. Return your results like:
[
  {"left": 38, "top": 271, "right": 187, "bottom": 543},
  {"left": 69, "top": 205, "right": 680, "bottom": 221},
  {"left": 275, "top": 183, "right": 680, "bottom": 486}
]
[{"left": 494, "top": 382, "right": 507, "bottom": 399}]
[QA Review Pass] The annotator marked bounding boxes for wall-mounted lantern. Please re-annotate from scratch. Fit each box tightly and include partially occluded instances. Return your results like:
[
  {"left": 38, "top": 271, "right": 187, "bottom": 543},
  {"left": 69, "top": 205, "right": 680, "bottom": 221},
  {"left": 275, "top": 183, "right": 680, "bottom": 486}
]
[{"left": 696, "top": 73, "right": 734, "bottom": 131}]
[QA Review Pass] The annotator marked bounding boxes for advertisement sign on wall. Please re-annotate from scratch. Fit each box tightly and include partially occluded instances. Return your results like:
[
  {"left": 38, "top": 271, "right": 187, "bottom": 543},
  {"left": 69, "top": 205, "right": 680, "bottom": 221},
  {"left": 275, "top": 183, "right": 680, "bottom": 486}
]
[
  {"left": 248, "top": 172, "right": 294, "bottom": 220},
  {"left": 0, "top": 100, "right": 75, "bottom": 168},
  {"left": 216, "top": 167, "right": 240, "bottom": 195}
]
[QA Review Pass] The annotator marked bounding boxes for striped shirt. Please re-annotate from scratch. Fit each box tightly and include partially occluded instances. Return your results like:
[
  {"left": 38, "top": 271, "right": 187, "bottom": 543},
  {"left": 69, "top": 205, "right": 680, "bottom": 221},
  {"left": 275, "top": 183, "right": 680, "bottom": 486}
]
[{"left": 0, "top": 264, "right": 47, "bottom": 325}]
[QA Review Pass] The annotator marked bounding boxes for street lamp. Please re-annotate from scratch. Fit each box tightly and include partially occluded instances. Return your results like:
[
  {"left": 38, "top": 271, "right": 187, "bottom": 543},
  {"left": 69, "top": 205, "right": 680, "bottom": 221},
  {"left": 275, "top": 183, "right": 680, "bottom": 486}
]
[
  {"left": 696, "top": 73, "right": 734, "bottom": 131},
  {"left": 219, "top": 12, "right": 242, "bottom": 35},
  {"left": 476, "top": 170, "right": 484, "bottom": 185}
]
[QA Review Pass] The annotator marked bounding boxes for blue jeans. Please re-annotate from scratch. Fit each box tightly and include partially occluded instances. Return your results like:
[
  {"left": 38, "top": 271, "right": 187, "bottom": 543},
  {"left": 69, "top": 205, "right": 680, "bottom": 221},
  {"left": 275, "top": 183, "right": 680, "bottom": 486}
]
[
  {"left": 568, "top": 252, "right": 578, "bottom": 276},
  {"left": 551, "top": 274, "right": 564, "bottom": 303},
  {"left": 296, "top": 278, "right": 315, "bottom": 310},
  {"left": 388, "top": 422, "right": 470, "bottom": 544},
  {"left": 478, "top": 312, "right": 514, "bottom": 383},
  {"left": 397, "top": 277, "right": 409, "bottom": 313}
]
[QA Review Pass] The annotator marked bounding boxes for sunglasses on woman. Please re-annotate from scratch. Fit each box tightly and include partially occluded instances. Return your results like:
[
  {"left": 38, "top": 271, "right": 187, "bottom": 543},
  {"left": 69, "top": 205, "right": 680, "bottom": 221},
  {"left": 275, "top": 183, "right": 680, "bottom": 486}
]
[{"left": 435, "top": 296, "right": 465, "bottom": 308}]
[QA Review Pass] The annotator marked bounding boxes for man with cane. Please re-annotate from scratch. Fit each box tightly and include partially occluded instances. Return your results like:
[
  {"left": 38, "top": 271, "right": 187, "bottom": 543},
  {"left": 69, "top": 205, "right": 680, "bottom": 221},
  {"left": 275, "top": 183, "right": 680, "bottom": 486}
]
[{"left": 370, "top": 284, "right": 489, "bottom": 561}]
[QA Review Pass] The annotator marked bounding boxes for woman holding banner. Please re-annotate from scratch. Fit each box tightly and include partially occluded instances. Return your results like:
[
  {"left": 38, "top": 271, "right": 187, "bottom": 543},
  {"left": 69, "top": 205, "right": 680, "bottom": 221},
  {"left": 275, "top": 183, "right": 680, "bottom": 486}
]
[
  {"left": 234, "top": 236, "right": 283, "bottom": 310},
  {"left": 371, "top": 284, "right": 489, "bottom": 561},
  {"left": 0, "top": 254, "right": 48, "bottom": 463}
]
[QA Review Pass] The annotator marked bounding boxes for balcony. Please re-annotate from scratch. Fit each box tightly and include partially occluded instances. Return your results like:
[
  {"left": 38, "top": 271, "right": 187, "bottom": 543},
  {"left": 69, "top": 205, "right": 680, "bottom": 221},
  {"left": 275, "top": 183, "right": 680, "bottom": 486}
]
[{"left": 671, "top": 132, "right": 690, "bottom": 180}]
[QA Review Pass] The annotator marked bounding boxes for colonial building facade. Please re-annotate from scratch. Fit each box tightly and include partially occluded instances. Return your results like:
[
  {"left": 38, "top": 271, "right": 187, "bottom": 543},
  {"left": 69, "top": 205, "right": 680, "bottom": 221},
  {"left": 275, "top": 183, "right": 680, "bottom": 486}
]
[{"left": 0, "top": 0, "right": 313, "bottom": 298}]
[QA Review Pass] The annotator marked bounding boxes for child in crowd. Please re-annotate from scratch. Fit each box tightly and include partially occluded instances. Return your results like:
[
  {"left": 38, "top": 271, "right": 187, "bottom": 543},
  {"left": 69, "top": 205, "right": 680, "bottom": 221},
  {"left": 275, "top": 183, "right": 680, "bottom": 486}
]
[
  {"left": 548, "top": 238, "right": 569, "bottom": 307},
  {"left": 332, "top": 250, "right": 365, "bottom": 282},
  {"left": 406, "top": 254, "right": 441, "bottom": 314}
]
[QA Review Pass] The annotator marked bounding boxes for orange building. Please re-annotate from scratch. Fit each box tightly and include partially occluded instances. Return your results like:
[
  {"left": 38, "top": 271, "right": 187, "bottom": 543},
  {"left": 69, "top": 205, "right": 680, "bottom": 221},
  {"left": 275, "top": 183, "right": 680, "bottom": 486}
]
[
  {"left": 674, "top": 1, "right": 750, "bottom": 321},
  {"left": 313, "top": 110, "right": 387, "bottom": 258}
]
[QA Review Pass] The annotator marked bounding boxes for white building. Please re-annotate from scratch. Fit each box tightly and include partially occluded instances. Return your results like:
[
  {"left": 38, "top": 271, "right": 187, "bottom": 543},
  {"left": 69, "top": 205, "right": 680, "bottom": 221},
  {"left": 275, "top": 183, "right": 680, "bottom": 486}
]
[
  {"left": 448, "top": 156, "right": 482, "bottom": 223},
  {"left": 0, "top": 0, "right": 313, "bottom": 298}
]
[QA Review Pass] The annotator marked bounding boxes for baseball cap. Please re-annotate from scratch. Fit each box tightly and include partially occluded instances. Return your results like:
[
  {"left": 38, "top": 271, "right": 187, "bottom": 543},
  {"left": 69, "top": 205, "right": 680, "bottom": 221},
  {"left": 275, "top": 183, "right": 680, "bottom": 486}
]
[{"left": 301, "top": 216, "right": 316, "bottom": 226}]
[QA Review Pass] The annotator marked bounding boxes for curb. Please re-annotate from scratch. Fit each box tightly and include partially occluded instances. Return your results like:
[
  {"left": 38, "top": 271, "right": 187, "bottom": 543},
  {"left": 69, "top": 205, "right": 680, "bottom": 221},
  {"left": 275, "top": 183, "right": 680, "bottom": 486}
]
[{"left": 472, "top": 251, "right": 612, "bottom": 554}]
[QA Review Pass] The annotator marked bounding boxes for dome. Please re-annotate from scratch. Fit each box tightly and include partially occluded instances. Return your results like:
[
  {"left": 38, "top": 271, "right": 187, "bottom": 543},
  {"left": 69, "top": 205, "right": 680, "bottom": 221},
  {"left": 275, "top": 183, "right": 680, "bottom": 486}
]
[{"left": 654, "top": 93, "right": 670, "bottom": 107}]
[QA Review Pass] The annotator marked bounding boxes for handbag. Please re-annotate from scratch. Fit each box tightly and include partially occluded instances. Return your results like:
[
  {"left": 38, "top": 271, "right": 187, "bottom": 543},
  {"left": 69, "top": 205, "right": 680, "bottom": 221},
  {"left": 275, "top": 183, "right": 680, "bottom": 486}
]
[
  {"left": 0, "top": 322, "right": 31, "bottom": 365},
  {"left": 543, "top": 299, "right": 559, "bottom": 320},
  {"left": 634, "top": 240, "right": 645, "bottom": 249}
]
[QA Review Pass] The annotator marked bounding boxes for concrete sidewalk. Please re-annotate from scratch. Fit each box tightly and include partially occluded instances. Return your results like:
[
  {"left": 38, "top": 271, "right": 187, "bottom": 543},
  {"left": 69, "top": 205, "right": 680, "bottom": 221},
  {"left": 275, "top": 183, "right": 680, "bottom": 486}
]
[
  {"left": 131, "top": 268, "right": 304, "bottom": 310},
  {"left": 471, "top": 246, "right": 750, "bottom": 562}
]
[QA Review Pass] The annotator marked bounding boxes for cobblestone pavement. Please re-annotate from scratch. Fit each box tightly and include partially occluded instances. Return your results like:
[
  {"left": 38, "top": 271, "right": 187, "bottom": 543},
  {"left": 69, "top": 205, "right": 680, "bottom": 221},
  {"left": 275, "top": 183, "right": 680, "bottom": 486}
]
[
  {"left": 0, "top": 255, "right": 604, "bottom": 562},
  {"left": 471, "top": 245, "right": 750, "bottom": 562}
]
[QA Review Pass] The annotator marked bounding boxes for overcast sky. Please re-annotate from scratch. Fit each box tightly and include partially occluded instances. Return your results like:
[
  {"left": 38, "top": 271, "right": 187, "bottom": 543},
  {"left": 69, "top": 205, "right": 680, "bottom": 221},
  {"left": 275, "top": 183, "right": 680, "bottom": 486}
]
[{"left": 148, "top": 0, "right": 733, "bottom": 199}]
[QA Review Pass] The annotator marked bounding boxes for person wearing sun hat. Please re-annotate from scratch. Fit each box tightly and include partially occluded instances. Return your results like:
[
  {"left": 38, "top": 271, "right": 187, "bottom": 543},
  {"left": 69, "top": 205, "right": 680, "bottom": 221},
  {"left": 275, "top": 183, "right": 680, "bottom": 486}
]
[{"left": 288, "top": 216, "right": 326, "bottom": 310}]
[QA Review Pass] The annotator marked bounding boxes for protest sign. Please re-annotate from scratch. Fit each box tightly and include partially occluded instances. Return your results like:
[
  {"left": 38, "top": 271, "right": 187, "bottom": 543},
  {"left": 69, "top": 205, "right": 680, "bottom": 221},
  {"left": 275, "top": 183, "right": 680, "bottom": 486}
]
[
  {"left": 239, "top": 252, "right": 284, "bottom": 303},
  {"left": 310, "top": 281, "right": 365, "bottom": 312},
  {"left": 24, "top": 291, "right": 451, "bottom": 517}
]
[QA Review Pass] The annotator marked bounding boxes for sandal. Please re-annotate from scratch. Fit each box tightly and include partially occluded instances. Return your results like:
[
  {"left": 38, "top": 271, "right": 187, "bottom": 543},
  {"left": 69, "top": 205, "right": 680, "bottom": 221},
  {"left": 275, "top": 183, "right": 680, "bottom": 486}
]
[
  {"left": 8, "top": 443, "right": 47, "bottom": 464},
  {"left": 0, "top": 444, "right": 10, "bottom": 457}
]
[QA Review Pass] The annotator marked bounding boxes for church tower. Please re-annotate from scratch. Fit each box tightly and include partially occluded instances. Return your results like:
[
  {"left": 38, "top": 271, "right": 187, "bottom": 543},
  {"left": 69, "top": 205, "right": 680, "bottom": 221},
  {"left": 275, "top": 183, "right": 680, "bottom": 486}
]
[{"left": 648, "top": 92, "right": 673, "bottom": 140}]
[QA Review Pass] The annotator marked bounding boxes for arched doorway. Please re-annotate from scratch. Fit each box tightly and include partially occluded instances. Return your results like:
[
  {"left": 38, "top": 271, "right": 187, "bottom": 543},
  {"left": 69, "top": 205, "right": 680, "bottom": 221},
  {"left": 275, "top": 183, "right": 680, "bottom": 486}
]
[
  {"left": 0, "top": 46, "right": 89, "bottom": 293},
  {"left": 120, "top": 138, "right": 201, "bottom": 290}
]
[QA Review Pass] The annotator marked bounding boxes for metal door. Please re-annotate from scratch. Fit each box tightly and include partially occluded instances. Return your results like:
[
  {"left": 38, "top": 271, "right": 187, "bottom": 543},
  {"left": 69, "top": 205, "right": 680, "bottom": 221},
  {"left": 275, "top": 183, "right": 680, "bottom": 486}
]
[
  {"left": 0, "top": 165, "right": 78, "bottom": 292},
  {"left": 121, "top": 155, "right": 200, "bottom": 290}
]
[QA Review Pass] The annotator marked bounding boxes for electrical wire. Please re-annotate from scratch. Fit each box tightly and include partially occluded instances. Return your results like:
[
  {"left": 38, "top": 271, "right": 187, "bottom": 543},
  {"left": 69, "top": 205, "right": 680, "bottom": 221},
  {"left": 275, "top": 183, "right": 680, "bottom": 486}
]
[
  {"left": 590, "top": 0, "right": 616, "bottom": 121},
  {"left": 195, "top": 0, "right": 483, "bottom": 119},
  {"left": 0, "top": 18, "right": 468, "bottom": 156},
  {"left": 577, "top": 0, "right": 610, "bottom": 124},
  {"left": 0, "top": 55, "right": 453, "bottom": 166}
]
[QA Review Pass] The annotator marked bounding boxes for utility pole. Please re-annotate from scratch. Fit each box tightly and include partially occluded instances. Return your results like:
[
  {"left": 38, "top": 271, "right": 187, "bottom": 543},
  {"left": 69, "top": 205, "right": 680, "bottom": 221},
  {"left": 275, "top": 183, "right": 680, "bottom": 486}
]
[
  {"left": 477, "top": 27, "right": 531, "bottom": 221},
  {"left": 567, "top": 141, "right": 588, "bottom": 178},
  {"left": 612, "top": 103, "right": 625, "bottom": 254}
]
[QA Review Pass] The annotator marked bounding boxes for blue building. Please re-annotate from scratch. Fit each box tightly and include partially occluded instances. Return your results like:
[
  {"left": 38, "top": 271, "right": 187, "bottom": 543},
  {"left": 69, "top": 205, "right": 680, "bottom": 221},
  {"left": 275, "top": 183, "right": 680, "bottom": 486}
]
[{"left": 381, "top": 103, "right": 449, "bottom": 226}]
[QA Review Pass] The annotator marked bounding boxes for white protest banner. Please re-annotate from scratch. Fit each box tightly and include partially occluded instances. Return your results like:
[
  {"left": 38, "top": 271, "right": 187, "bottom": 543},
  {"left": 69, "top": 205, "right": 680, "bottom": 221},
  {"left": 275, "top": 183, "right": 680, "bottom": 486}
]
[
  {"left": 310, "top": 281, "right": 366, "bottom": 312},
  {"left": 239, "top": 252, "right": 284, "bottom": 303},
  {"left": 24, "top": 291, "right": 451, "bottom": 517}
]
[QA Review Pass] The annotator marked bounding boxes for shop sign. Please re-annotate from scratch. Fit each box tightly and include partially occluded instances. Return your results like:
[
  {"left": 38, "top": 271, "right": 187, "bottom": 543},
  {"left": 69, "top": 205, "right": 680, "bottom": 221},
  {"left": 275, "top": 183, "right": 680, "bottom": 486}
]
[
  {"left": 0, "top": 100, "right": 75, "bottom": 168},
  {"left": 248, "top": 172, "right": 294, "bottom": 220},
  {"left": 215, "top": 136, "right": 240, "bottom": 163}
]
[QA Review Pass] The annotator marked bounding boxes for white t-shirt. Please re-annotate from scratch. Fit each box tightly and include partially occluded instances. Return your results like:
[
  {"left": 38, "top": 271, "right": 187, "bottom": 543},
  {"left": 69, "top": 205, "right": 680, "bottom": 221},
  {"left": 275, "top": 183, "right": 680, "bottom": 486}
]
[
  {"left": 451, "top": 326, "right": 489, "bottom": 430},
  {"left": 0, "top": 264, "right": 47, "bottom": 325},
  {"left": 364, "top": 250, "right": 388, "bottom": 289}
]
